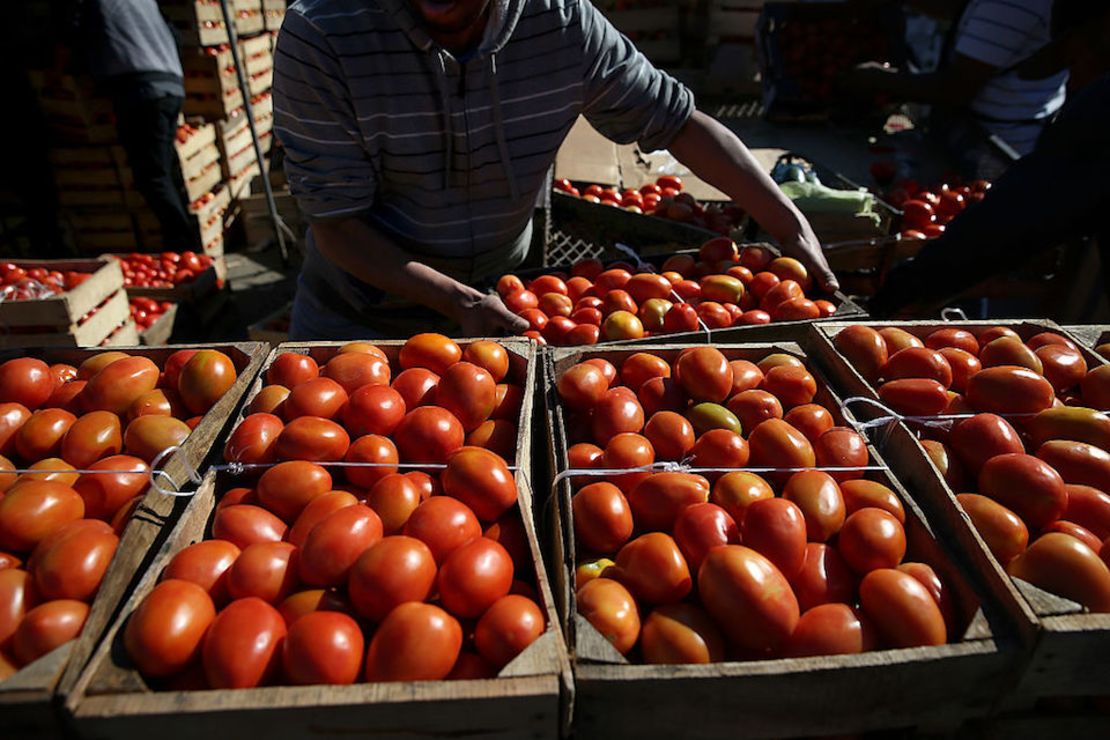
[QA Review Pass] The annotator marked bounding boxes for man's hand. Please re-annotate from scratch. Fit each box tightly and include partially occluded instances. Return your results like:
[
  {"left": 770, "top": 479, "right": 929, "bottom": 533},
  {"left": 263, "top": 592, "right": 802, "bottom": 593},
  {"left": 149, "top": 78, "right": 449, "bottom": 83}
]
[
  {"left": 455, "top": 292, "right": 530, "bottom": 337},
  {"left": 779, "top": 222, "right": 839, "bottom": 294}
]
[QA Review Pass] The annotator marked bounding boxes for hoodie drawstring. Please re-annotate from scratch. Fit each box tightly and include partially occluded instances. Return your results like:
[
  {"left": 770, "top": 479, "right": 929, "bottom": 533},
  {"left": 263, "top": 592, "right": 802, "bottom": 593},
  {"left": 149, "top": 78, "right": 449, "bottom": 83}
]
[
  {"left": 488, "top": 53, "right": 519, "bottom": 202},
  {"left": 434, "top": 51, "right": 453, "bottom": 190}
]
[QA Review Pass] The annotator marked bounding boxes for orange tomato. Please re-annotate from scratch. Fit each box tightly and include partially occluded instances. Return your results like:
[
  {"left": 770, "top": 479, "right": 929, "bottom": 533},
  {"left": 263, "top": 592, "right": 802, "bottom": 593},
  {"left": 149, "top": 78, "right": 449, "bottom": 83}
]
[
  {"left": 859, "top": 569, "right": 947, "bottom": 647},
  {"left": 202, "top": 597, "right": 286, "bottom": 688},
  {"left": 641, "top": 602, "right": 725, "bottom": 664},
  {"left": 698, "top": 545, "right": 799, "bottom": 653},
  {"left": 576, "top": 577, "right": 640, "bottom": 654},
  {"left": 838, "top": 509, "right": 906, "bottom": 574},
  {"left": 124, "top": 579, "right": 215, "bottom": 678}
]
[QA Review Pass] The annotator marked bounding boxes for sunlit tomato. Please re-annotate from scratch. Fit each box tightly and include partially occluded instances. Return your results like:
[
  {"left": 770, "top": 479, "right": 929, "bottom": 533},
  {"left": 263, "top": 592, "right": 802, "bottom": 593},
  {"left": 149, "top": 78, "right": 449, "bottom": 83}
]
[
  {"left": 248, "top": 385, "right": 290, "bottom": 417},
  {"left": 933, "top": 348, "right": 980, "bottom": 394},
  {"left": 473, "top": 594, "right": 544, "bottom": 668},
  {"left": 741, "top": 498, "right": 806, "bottom": 579},
  {"left": 1036, "top": 345, "right": 1087, "bottom": 393},
  {"left": 574, "top": 558, "right": 613, "bottom": 590},
  {"left": 0, "top": 481, "right": 84, "bottom": 553},
  {"left": 881, "top": 347, "right": 953, "bottom": 389},
  {"left": 393, "top": 406, "right": 465, "bottom": 464},
  {"left": 366, "top": 473, "right": 421, "bottom": 533},
  {"left": 595, "top": 268, "right": 633, "bottom": 292},
  {"left": 337, "top": 342, "right": 387, "bottom": 360},
  {"left": 599, "top": 432, "right": 652, "bottom": 494},
  {"left": 280, "top": 610, "right": 363, "bottom": 685},
  {"left": 567, "top": 442, "right": 604, "bottom": 486},
  {"left": 344, "top": 535, "right": 436, "bottom": 623},
  {"left": 642, "top": 411, "right": 694, "bottom": 462},
  {"left": 255, "top": 460, "right": 332, "bottom": 523},
  {"left": 1037, "top": 440, "right": 1110, "bottom": 493},
  {"left": 203, "top": 597, "right": 287, "bottom": 688},
  {"left": 692, "top": 301, "right": 729, "bottom": 328},
  {"left": 222, "top": 413, "right": 283, "bottom": 466},
  {"left": 391, "top": 367, "right": 439, "bottom": 410},
  {"left": 72, "top": 455, "right": 148, "bottom": 522},
  {"left": 529, "top": 274, "right": 568, "bottom": 298},
  {"left": 538, "top": 292, "right": 573, "bottom": 318},
  {"left": 946, "top": 413, "right": 1023, "bottom": 477},
  {"left": 833, "top": 326, "right": 889, "bottom": 382},
  {"left": 437, "top": 362, "right": 496, "bottom": 432},
  {"left": 979, "top": 453, "right": 1066, "bottom": 529},
  {"left": 321, "top": 352, "right": 391, "bottom": 396},
  {"left": 724, "top": 390, "right": 780, "bottom": 434},
  {"left": 0, "top": 358, "right": 54, "bottom": 410},
  {"left": 923, "top": 328, "right": 979, "bottom": 355},
  {"left": 671, "top": 503, "right": 737, "bottom": 571},
  {"left": 124, "top": 579, "right": 216, "bottom": 678},
  {"left": 127, "top": 388, "right": 179, "bottom": 420},
  {"left": 636, "top": 376, "right": 683, "bottom": 419},
  {"left": 781, "top": 404, "right": 833, "bottom": 443},
  {"left": 49, "top": 364, "right": 77, "bottom": 388},
  {"left": 978, "top": 337, "right": 1042, "bottom": 375},
  {"left": 436, "top": 537, "right": 513, "bottom": 618},
  {"left": 838, "top": 508, "right": 906, "bottom": 574},
  {"left": 956, "top": 494, "right": 1027, "bottom": 565},
  {"left": 492, "top": 383, "right": 524, "bottom": 423},
  {"left": 283, "top": 377, "right": 349, "bottom": 421},
  {"left": 570, "top": 307, "right": 603, "bottom": 328},
  {"left": 626, "top": 473, "right": 709, "bottom": 533},
  {"left": 519, "top": 308, "right": 549, "bottom": 333},
  {"left": 275, "top": 416, "right": 350, "bottom": 462},
  {"left": 285, "top": 492, "right": 357, "bottom": 550},
  {"left": 686, "top": 431, "right": 747, "bottom": 472},
  {"left": 576, "top": 577, "right": 640, "bottom": 653},
  {"left": 278, "top": 589, "right": 352, "bottom": 627},
  {"left": 762, "top": 366, "right": 818, "bottom": 408},
  {"left": 590, "top": 388, "right": 644, "bottom": 446},
  {"left": 403, "top": 496, "right": 481, "bottom": 565},
  {"left": 225, "top": 541, "right": 298, "bottom": 604},
  {"left": 877, "top": 378, "right": 949, "bottom": 415},
  {"left": 1009, "top": 533, "right": 1110, "bottom": 612},
  {"left": 616, "top": 355, "right": 667, "bottom": 396},
  {"left": 698, "top": 545, "right": 799, "bottom": 652},
  {"left": 601, "top": 310, "right": 644, "bottom": 341},
  {"left": 365, "top": 601, "right": 462, "bottom": 681},
  {"left": 76, "top": 352, "right": 129, "bottom": 382},
  {"left": 710, "top": 472, "right": 773, "bottom": 526},
  {"left": 15, "top": 408, "right": 77, "bottom": 461},
  {"left": 1062, "top": 485, "right": 1110, "bottom": 541},
  {"left": 813, "top": 427, "right": 869, "bottom": 482},
  {"left": 29, "top": 520, "right": 117, "bottom": 601},
  {"left": 162, "top": 540, "right": 241, "bottom": 605},
  {"left": 267, "top": 353, "right": 318, "bottom": 388},
  {"left": 918, "top": 439, "right": 967, "bottom": 491},
  {"left": 467, "top": 418, "right": 517, "bottom": 459},
  {"left": 966, "top": 365, "right": 1054, "bottom": 414},
  {"left": 497, "top": 274, "right": 525, "bottom": 297},
  {"left": 441, "top": 447, "right": 516, "bottom": 522},
  {"left": 299, "top": 505, "right": 383, "bottom": 587},
  {"left": 873, "top": 327, "right": 922, "bottom": 355},
  {"left": 572, "top": 482, "right": 633, "bottom": 555},
  {"left": 1043, "top": 520, "right": 1103, "bottom": 552},
  {"left": 176, "top": 350, "right": 237, "bottom": 416},
  {"left": 746, "top": 418, "right": 815, "bottom": 469},
  {"left": 0, "top": 568, "right": 34, "bottom": 647},
  {"left": 457, "top": 342, "right": 511, "bottom": 384},
  {"left": 0, "top": 404, "right": 30, "bottom": 457},
  {"left": 10, "top": 598, "right": 88, "bottom": 666},
  {"left": 781, "top": 470, "right": 844, "bottom": 542},
  {"left": 123, "top": 414, "right": 190, "bottom": 463},
  {"left": 400, "top": 333, "right": 462, "bottom": 374},
  {"left": 212, "top": 504, "right": 287, "bottom": 550},
  {"left": 760, "top": 280, "right": 804, "bottom": 314},
  {"left": 859, "top": 568, "right": 947, "bottom": 647},
  {"left": 635, "top": 602, "right": 724, "bottom": 665},
  {"left": 785, "top": 603, "right": 875, "bottom": 658},
  {"left": 673, "top": 347, "right": 732, "bottom": 403},
  {"left": 792, "top": 542, "right": 856, "bottom": 614}
]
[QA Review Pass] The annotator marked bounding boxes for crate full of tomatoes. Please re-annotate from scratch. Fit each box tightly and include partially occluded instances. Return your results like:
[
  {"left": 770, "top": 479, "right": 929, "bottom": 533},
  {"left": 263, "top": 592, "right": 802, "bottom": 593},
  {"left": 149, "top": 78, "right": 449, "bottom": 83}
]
[
  {"left": 811, "top": 320, "right": 1110, "bottom": 705},
  {"left": 130, "top": 298, "right": 178, "bottom": 347},
  {"left": 495, "top": 236, "right": 864, "bottom": 347},
  {"left": 0, "top": 343, "right": 268, "bottom": 735},
  {"left": 113, "top": 251, "right": 221, "bottom": 303},
  {"left": 67, "top": 336, "right": 570, "bottom": 739},
  {"left": 542, "top": 342, "right": 1014, "bottom": 737}
]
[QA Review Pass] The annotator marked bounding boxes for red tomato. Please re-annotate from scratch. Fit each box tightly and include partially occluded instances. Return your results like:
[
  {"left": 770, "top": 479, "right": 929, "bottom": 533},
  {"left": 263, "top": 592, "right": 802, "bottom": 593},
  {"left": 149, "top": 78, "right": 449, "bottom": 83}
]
[
  {"left": 0, "top": 568, "right": 36, "bottom": 647},
  {"left": 365, "top": 473, "right": 420, "bottom": 533},
  {"left": 283, "top": 377, "right": 349, "bottom": 420},
  {"left": 278, "top": 589, "right": 353, "bottom": 627},
  {"left": 322, "top": 352, "right": 390, "bottom": 395},
  {"left": 299, "top": 505, "right": 383, "bottom": 587},
  {"left": 29, "top": 520, "right": 118, "bottom": 601},
  {"left": 901, "top": 200, "right": 935, "bottom": 230},
  {"left": 437, "top": 538, "right": 513, "bottom": 618},
  {"left": 256, "top": 460, "right": 332, "bottom": 522},
  {"left": 393, "top": 407, "right": 464, "bottom": 464},
  {"left": 980, "top": 337, "right": 1043, "bottom": 374},
  {"left": 710, "top": 472, "right": 773, "bottom": 526},
  {"left": 859, "top": 569, "right": 947, "bottom": 647},
  {"left": 0, "top": 403, "right": 31, "bottom": 456},
  {"left": 441, "top": 447, "right": 517, "bottom": 522},
  {"left": 474, "top": 594, "right": 545, "bottom": 668},
  {"left": 343, "top": 434, "right": 398, "bottom": 490},
  {"left": 1036, "top": 345, "right": 1087, "bottom": 393},
  {"left": 16, "top": 408, "right": 77, "bottom": 461},
  {"left": 956, "top": 494, "right": 1027, "bottom": 566},
  {"left": 785, "top": 603, "right": 876, "bottom": 658},
  {"left": 742, "top": 497, "right": 807, "bottom": 579},
  {"left": 967, "top": 366, "right": 1055, "bottom": 415},
  {"left": 223, "top": 413, "right": 283, "bottom": 465},
  {"left": 838, "top": 509, "right": 907, "bottom": 574},
  {"left": 282, "top": 611, "right": 364, "bottom": 685},
  {"left": 610, "top": 532, "right": 692, "bottom": 604},
  {"left": 122, "top": 414, "right": 191, "bottom": 463},
  {"left": 949, "top": 414, "right": 1024, "bottom": 476},
  {"left": 643, "top": 411, "right": 695, "bottom": 462},
  {"left": 783, "top": 404, "right": 834, "bottom": 443},
  {"left": 202, "top": 597, "right": 287, "bottom": 688},
  {"left": 177, "top": 350, "right": 237, "bottom": 416},
  {"left": 877, "top": 378, "right": 949, "bottom": 415},
  {"left": 746, "top": 418, "right": 816, "bottom": 469},
  {"left": 497, "top": 274, "right": 525, "bottom": 297},
  {"left": 266, "top": 353, "right": 319, "bottom": 388},
  {"left": 0, "top": 481, "right": 84, "bottom": 553},
  {"left": 0, "top": 358, "right": 54, "bottom": 410},
  {"left": 924, "top": 328, "right": 979, "bottom": 355},
  {"left": 558, "top": 363, "right": 609, "bottom": 410},
  {"left": 1081, "top": 365, "right": 1110, "bottom": 408},
  {"left": 212, "top": 504, "right": 288, "bottom": 549},
  {"left": 124, "top": 579, "right": 216, "bottom": 678},
  {"left": 76, "top": 352, "right": 129, "bottom": 382},
  {"left": 73, "top": 455, "right": 149, "bottom": 521},
  {"left": 591, "top": 389, "right": 645, "bottom": 446},
  {"left": 979, "top": 453, "right": 1066, "bottom": 529},
  {"left": 225, "top": 541, "right": 298, "bottom": 604},
  {"left": 348, "top": 535, "right": 436, "bottom": 622},
  {"left": 391, "top": 367, "right": 439, "bottom": 409},
  {"left": 881, "top": 347, "right": 953, "bottom": 388},
  {"left": 675, "top": 347, "right": 733, "bottom": 403},
  {"left": 275, "top": 416, "right": 350, "bottom": 462},
  {"left": 1008, "top": 533, "right": 1110, "bottom": 612},
  {"left": 698, "top": 545, "right": 799, "bottom": 652},
  {"left": 834, "top": 326, "right": 889, "bottom": 382},
  {"left": 762, "top": 366, "right": 817, "bottom": 408},
  {"left": 725, "top": 390, "right": 781, "bottom": 436},
  {"left": 813, "top": 427, "right": 869, "bottom": 482},
  {"left": 673, "top": 503, "right": 738, "bottom": 571},
  {"left": 436, "top": 362, "right": 496, "bottom": 432},
  {"left": 162, "top": 540, "right": 241, "bottom": 605},
  {"left": 573, "top": 482, "right": 633, "bottom": 555},
  {"left": 1043, "top": 520, "right": 1103, "bottom": 552},
  {"left": 248, "top": 385, "right": 290, "bottom": 416},
  {"left": 11, "top": 599, "right": 89, "bottom": 666},
  {"left": 1063, "top": 484, "right": 1110, "bottom": 540},
  {"left": 462, "top": 341, "right": 510, "bottom": 383},
  {"left": 576, "top": 577, "right": 640, "bottom": 653},
  {"left": 640, "top": 602, "right": 725, "bottom": 665},
  {"left": 399, "top": 333, "right": 462, "bottom": 375},
  {"left": 1037, "top": 440, "right": 1110, "bottom": 492},
  {"left": 626, "top": 472, "right": 709, "bottom": 532},
  {"left": 782, "top": 470, "right": 846, "bottom": 542},
  {"left": 286, "top": 491, "right": 358, "bottom": 548},
  {"left": 365, "top": 602, "right": 462, "bottom": 681},
  {"left": 404, "top": 497, "right": 481, "bottom": 564},
  {"left": 792, "top": 542, "right": 857, "bottom": 612}
]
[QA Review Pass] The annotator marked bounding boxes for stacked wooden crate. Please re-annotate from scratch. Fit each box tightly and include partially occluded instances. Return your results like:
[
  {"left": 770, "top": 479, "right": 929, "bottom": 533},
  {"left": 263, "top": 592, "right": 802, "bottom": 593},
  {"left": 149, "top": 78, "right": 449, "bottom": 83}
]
[
  {"left": 181, "top": 44, "right": 243, "bottom": 120},
  {"left": 263, "top": 0, "right": 286, "bottom": 31},
  {"left": 26, "top": 73, "right": 116, "bottom": 145},
  {"left": 161, "top": 0, "right": 230, "bottom": 47}
]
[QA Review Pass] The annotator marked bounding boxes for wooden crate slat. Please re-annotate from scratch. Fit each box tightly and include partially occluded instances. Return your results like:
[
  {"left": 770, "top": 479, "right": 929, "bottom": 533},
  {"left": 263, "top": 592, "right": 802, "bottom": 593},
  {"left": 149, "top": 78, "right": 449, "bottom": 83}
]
[
  {"left": 0, "top": 258, "right": 124, "bottom": 328},
  {"left": 0, "top": 288, "right": 129, "bottom": 348}
]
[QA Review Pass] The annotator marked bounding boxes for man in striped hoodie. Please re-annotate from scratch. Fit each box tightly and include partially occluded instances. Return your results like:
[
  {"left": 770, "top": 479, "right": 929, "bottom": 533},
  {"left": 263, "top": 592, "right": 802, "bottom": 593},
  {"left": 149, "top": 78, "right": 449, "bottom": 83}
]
[{"left": 275, "top": 0, "right": 834, "bottom": 339}]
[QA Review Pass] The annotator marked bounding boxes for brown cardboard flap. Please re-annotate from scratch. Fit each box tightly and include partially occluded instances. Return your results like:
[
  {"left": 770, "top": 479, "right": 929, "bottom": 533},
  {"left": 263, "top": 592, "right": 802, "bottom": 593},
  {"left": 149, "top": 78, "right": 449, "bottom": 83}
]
[{"left": 554, "top": 117, "right": 620, "bottom": 187}]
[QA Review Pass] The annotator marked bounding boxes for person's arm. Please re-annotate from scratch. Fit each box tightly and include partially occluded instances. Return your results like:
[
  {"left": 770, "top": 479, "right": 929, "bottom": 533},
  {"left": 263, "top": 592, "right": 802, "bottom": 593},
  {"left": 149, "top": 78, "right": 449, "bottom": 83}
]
[
  {"left": 273, "top": 11, "right": 525, "bottom": 336},
  {"left": 667, "top": 111, "right": 836, "bottom": 292},
  {"left": 575, "top": 2, "right": 836, "bottom": 291},
  {"left": 312, "top": 219, "right": 527, "bottom": 336}
]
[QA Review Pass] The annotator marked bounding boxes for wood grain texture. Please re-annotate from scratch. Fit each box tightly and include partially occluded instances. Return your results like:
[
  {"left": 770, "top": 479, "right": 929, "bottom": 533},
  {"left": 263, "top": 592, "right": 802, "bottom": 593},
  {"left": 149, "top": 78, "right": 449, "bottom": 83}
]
[
  {"left": 68, "top": 339, "right": 572, "bottom": 740},
  {"left": 543, "top": 342, "right": 1018, "bottom": 737}
]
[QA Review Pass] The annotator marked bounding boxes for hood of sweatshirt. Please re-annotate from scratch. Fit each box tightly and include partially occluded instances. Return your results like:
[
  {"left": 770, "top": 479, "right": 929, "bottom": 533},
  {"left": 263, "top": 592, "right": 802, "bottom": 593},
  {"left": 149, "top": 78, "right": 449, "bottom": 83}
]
[{"left": 376, "top": 0, "right": 527, "bottom": 198}]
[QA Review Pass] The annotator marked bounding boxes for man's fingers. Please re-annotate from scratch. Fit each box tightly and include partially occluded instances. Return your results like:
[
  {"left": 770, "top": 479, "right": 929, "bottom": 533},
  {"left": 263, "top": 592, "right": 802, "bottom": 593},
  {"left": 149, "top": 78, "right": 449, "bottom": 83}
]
[
  {"left": 819, "top": 267, "right": 840, "bottom": 294},
  {"left": 505, "top": 313, "right": 530, "bottom": 333}
]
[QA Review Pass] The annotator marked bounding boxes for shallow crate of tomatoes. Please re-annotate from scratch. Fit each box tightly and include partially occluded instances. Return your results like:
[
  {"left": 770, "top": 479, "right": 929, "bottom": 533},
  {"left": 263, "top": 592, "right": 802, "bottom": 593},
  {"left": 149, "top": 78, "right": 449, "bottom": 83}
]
[
  {"left": 111, "top": 251, "right": 221, "bottom": 303},
  {"left": 541, "top": 342, "right": 1016, "bottom": 737},
  {"left": 0, "top": 342, "right": 267, "bottom": 737},
  {"left": 0, "top": 287, "right": 134, "bottom": 350},
  {"left": 495, "top": 236, "right": 865, "bottom": 348},
  {"left": 810, "top": 320, "right": 1110, "bottom": 706},
  {"left": 131, "top": 298, "right": 178, "bottom": 347},
  {"left": 0, "top": 258, "right": 124, "bottom": 331},
  {"left": 66, "top": 336, "right": 572, "bottom": 740}
]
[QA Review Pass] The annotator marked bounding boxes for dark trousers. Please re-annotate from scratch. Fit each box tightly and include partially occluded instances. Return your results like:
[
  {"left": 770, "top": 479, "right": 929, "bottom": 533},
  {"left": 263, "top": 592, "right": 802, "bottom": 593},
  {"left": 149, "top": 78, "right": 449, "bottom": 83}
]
[{"left": 112, "top": 94, "right": 198, "bottom": 252}]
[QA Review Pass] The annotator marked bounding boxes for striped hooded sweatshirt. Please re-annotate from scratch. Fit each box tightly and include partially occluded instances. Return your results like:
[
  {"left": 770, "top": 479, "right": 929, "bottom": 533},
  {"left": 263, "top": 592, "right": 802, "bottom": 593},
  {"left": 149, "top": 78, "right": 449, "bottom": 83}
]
[{"left": 274, "top": 0, "right": 694, "bottom": 314}]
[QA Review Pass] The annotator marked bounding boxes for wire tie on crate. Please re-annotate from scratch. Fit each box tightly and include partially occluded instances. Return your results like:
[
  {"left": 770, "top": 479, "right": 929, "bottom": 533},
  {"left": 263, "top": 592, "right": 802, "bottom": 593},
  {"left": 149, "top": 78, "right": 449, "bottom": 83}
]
[
  {"left": 669, "top": 289, "right": 713, "bottom": 345},
  {"left": 209, "top": 460, "right": 520, "bottom": 475},
  {"left": 149, "top": 445, "right": 204, "bottom": 497},
  {"left": 940, "top": 307, "right": 969, "bottom": 322}
]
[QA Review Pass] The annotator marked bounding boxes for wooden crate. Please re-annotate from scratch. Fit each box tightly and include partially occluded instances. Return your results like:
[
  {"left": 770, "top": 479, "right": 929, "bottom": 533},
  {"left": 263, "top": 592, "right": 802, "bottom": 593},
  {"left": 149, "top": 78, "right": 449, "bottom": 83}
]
[
  {"left": 138, "top": 304, "right": 178, "bottom": 346},
  {"left": 125, "top": 262, "right": 220, "bottom": 304},
  {"left": 133, "top": 183, "right": 230, "bottom": 252},
  {"left": 0, "top": 288, "right": 130, "bottom": 349},
  {"left": 234, "top": 0, "right": 265, "bottom": 36},
  {"left": 0, "top": 342, "right": 268, "bottom": 738},
  {"left": 807, "top": 320, "right": 1110, "bottom": 706},
  {"left": 0, "top": 258, "right": 123, "bottom": 328},
  {"left": 162, "top": 0, "right": 230, "bottom": 47},
  {"left": 1064, "top": 325, "right": 1110, "bottom": 355},
  {"left": 100, "top": 317, "right": 142, "bottom": 347},
  {"left": 182, "top": 45, "right": 242, "bottom": 119},
  {"left": 66, "top": 341, "right": 573, "bottom": 739},
  {"left": 67, "top": 211, "right": 138, "bottom": 253},
  {"left": 263, "top": 0, "right": 285, "bottom": 30},
  {"left": 543, "top": 341, "right": 1019, "bottom": 737},
  {"left": 28, "top": 72, "right": 117, "bottom": 145}
]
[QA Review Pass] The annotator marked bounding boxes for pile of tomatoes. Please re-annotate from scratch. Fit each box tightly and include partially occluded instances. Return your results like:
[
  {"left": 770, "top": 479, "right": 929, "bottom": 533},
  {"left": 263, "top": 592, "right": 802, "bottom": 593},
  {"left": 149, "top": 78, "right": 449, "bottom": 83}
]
[
  {"left": 497, "top": 237, "right": 836, "bottom": 346},
  {"left": 885, "top": 179, "right": 991, "bottom": 240},
  {"left": 553, "top": 176, "right": 745, "bottom": 235},
  {"left": 0, "top": 263, "right": 92, "bottom": 302},
  {"left": 175, "top": 123, "right": 201, "bottom": 145},
  {"left": 834, "top": 325, "right": 1110, "bottom": 611},
  {"left": 114, "top": 252, "right": 214, "bottom": 289},
  {"left": 557, "top": 346, "right": 959, "bottom": 662},
  {"left": 0, "top": 348, "right": 239, "bottom": 678},
  {"left": 129, "top": 297, "right": 174, "bottom": 331},
  {"left": 123, "top": 335, "right": 546, "bottom": 688}
]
